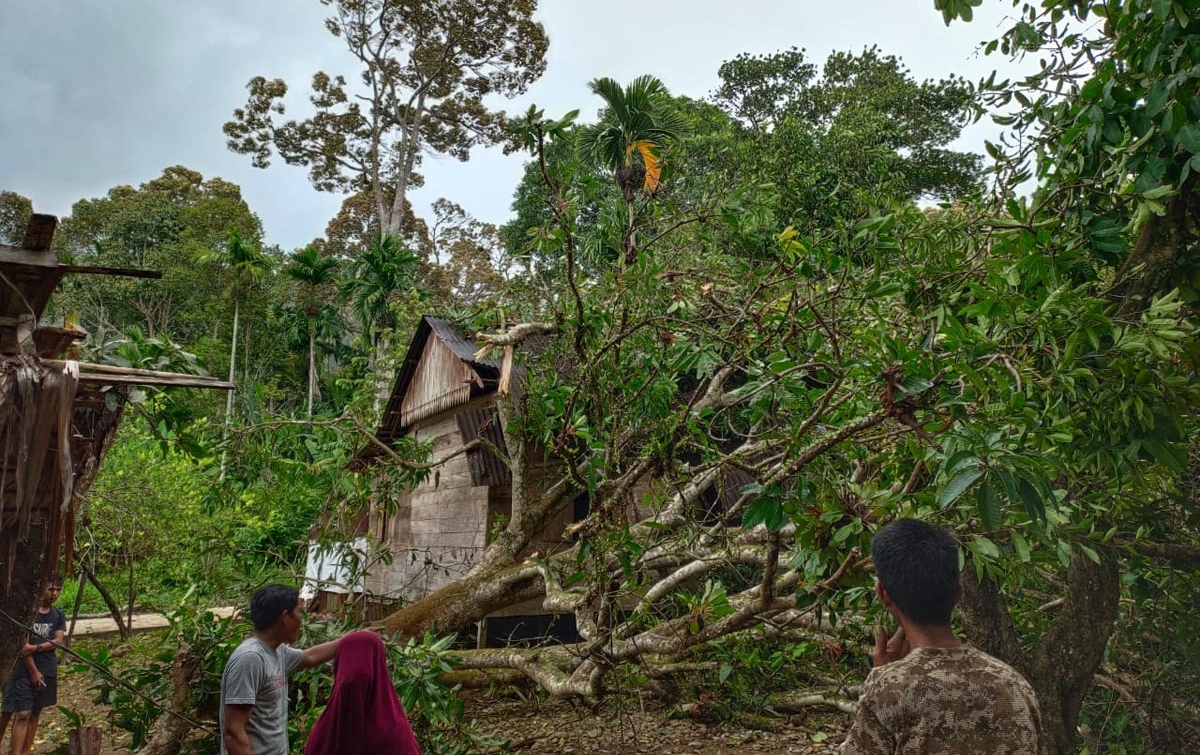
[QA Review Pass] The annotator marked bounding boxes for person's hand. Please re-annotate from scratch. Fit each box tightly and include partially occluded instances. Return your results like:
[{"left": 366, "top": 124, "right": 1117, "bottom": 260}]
[
  {"left": 30, "top": 670, "right": 45, "bottom": 689},
  {"left": 871, "top": 625, "right": 910, "bottom": 668}
]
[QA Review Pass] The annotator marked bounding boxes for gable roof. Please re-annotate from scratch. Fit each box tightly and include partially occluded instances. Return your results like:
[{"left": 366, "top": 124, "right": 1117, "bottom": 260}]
[{"left": 358, "top": 316, "right": 502, "bottom": 464}]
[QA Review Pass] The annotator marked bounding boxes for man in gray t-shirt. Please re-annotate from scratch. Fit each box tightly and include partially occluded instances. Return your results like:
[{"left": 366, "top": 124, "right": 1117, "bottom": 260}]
[{"left": 220, "top": 585, "right": 371, "bottom": 755}]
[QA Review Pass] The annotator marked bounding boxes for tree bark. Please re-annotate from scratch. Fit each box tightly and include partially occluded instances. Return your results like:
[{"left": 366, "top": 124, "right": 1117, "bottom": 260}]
[
  {"left": 1110, "top": 174, "right": 1198, "bottom": 316},
  {"left": 307, "top": 330, "right": 317, "bottom": 419},
  {"left": 958, "top": 546, "right": 1120, "bottom": 755},
  {"left": 225, "top": 299, "right": 239, "bottom": 421},
  {"left": 141, "top": 643, "right": 200, "bottom": 755},
  {"left": 385, "top": 93, "right": 427, "bottom": 237},
  {"left": 68, "top": 726, "right": 102, "bottom": 755},
  {"left": 86, "top": 568, "right": 128, "bottom": 639}
]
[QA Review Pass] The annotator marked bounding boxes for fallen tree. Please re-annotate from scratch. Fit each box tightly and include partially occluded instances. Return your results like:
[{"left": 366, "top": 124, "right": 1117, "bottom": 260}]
[{"left": 369, "top": 4, "right": 1200, "bottom": 753}]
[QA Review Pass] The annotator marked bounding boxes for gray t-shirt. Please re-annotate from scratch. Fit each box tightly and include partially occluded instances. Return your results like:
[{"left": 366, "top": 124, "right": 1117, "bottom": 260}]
[{"left": 219, "top": 637, "right": 305, "bottom": 755}]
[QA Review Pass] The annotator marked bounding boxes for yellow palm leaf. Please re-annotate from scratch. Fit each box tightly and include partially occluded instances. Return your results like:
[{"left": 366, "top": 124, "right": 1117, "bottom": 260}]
[{"left": 633, "top": 140, "right": 663, "bottom": 194}]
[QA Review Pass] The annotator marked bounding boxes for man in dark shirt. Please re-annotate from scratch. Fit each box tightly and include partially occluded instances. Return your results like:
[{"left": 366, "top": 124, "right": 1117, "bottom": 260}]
[{"left": 1, "top": 577, "right": 66, "bottom": 755}]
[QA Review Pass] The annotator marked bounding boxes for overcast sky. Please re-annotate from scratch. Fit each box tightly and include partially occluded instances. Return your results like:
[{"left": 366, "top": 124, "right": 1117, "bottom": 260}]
[{"left": 0, "top": 1, "right": 1025, "bottom": 251}]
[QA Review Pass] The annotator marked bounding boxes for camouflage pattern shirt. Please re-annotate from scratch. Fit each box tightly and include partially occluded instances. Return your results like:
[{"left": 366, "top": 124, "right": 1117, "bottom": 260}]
[{"left": 839, "top": 645, "right": 1045, "bottom": 755}]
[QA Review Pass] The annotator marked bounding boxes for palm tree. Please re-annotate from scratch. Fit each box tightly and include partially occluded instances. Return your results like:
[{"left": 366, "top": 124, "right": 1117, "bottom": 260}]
[
  {"left": 200, "top": 229, "right": 272, "bottom": 422},
  {"left": 340, "top": 233, "right": 422, "bottom": 411},
  {"left": 578, "top": 75, "right": 685, "bottom": 264},
  {"left": 286, "top": 246, "right": 339, "bottom": 418}
]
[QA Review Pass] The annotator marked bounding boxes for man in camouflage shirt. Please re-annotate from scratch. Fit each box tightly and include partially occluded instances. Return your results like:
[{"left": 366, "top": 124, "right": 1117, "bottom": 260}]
[{"left": 840, "top": 519, "right": 1046, "bottom": 754}]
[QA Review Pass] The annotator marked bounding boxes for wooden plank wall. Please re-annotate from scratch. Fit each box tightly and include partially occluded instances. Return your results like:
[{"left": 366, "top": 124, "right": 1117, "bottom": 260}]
[
  {"left": 366, "top": 401, "right": 666, "bottom": 608},
  {"left": 366, "top": 414, "right": 488, "bottom": 603},
  {"left": 400, "top": 335, "right": 474, "bottom": 428}
]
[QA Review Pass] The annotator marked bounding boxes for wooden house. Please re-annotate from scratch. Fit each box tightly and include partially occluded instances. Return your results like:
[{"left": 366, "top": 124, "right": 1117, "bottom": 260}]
[
  {"left": 0, "top": 213, "right": 231, "bottom": 674},
  {"left": 354, "top": 316, "right": 582, "bottom": 617},
  {"left": 351, "top": 317, "right": 754, "bottom": 642}
]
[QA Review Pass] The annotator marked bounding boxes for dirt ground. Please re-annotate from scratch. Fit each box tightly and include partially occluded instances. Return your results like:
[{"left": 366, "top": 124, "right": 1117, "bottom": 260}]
[
  {"left": 7, "top": 653, "right": 846, "bottom": 755},
  {"left": 469, "top": 695, "right": 845, "bottom": 755}
]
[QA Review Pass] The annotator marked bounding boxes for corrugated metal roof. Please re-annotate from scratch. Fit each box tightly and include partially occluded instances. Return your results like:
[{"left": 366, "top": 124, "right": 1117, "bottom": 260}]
[{"left": 455, "top": 406, "right": 511, "bottom": 486}]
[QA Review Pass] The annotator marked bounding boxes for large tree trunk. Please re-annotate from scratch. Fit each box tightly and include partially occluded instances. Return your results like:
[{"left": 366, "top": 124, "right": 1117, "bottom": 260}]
[
  {"left": 958, "top": 546, "right": 1120, "bottom": 755},
  {"left": 384, "top": 94, "right": 427, "bottom": 237}
]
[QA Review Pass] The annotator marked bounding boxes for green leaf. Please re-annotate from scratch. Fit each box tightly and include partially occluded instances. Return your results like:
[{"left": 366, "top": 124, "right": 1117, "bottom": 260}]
[
  {"left": 718, "top": 664, "right": 732, "bottom": 683},
  {"left": 1010, "top": 530, "right": 1031, "bottom": 563},
  {"left": 976, "top": 480, "right": 1001, "bottom": 530},
  {"left": 900, "top": 375, "right": 935, "bottom": 395},
  {"left": 1178, "top": 122, "right": 1200, "bottom": 154},
  {"left": 938, "top": 467, "right": 984, "bottom": 509},
  {"left": 742, "top": 497, "right": 786, "bottom": 531},
  {"left": 832, "top": 520, "right": 861, "bottom": 545},
  {"left": 966, "top": 535, "right": 1001, "bottom": 560},
  {"left": 1016, "top": 476, "right": 1047, "bottom": 522},
  {"left": 1142, "top": 437, "right": 1184, "bottom": 473}
]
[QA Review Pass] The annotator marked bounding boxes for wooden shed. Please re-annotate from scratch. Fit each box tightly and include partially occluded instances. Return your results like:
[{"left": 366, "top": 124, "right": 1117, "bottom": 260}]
[
  {"left": 0, "top": 213, "right": 232, "bottom": 674},
  {"left": 355, "top": 316, "right": 582, "bottom": 615}
]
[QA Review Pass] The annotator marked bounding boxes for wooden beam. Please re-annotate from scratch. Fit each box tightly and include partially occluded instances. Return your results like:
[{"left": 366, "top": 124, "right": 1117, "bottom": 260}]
[
  {"left": 42, "top": 359, "right": 235, "bottom": 390},
  {"left": 76, "top": 372, "right": 235, "bottom": 390},
  {"left": 0, "top": 244, "right": 59, "bottom": 268},
  {"left": 22, "top": 214, "right": 57, "bottom": 252},
  {"left": 58, "top": 265, "right": 163, "bottom": 280}
]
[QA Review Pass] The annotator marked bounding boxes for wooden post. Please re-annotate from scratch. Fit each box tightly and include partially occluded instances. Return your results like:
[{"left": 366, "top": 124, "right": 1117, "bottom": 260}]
[
  {"left": 475, "top": 617, "right": 487, "bottom": 650},
  {"left": 65, "top": 568, "right": 88, "bottom": 647},
  {"left": 68, "top": 725, "right": 102, "bottom": 755},
  {"left": 22, "top": 214, "right": 57, "bottom": 252}
]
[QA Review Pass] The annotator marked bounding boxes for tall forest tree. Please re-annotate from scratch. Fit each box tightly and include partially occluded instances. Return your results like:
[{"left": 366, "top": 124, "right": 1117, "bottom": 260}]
[
  {"left": 202, "top": 229, "right": 273, "bottom": 424},
  {"left": 284, "top": 246, "right": 340, "bottom": 418},
  {"left": 223, "top": 0, "right": 549, "bottom": 237},
  {"left": 0, "top": 190, "right": 33, "bottom": 245},
  {"left": 51, "top": 166, "right": 263, "bottom": 347}
]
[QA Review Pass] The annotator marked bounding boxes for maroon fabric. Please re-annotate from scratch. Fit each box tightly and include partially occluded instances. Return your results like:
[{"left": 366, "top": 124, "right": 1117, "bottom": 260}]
[{"left": 304, "top": 631, "right": 421, "bottom": 755}]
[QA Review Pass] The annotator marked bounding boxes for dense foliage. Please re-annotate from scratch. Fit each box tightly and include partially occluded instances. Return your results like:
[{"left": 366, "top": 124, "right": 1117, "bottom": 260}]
[{"left": 5, "top": 0, "right": 1200, "bottom": 753}]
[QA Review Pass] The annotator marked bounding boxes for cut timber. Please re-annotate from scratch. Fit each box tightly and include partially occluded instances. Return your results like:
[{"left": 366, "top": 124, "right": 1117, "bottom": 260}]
[
  {"left": 68, "top": 726, "right": 103, "bottom": 755},
  {"left": 43, "top": 360, "right": 235, "bottom": 390},
  {"left": 21, "top": 214, "right": 57, "bottom": 252},
  {"left": 33, "top": 326, "right": 85, "bottom": 359},
  {"left": 77, "top": 373, "right": 234, "bottom": 389},
  {"left": 0, "top": 244, "right": 59, "bottom": 268},
  {"left": 58, "top": 264, "right": 163, "bottom": 280}
]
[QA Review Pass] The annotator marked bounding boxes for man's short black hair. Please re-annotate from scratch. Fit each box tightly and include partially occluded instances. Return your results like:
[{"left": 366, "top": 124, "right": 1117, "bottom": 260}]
[
  {"left": 871, "top": 518, "right": 960, "bottom": 627},
  {"left": 249, "top": 584, "right": 300, "bottom": 631},
  {"left": 47, "top": 576, "right": 64, "bottom": 587}
]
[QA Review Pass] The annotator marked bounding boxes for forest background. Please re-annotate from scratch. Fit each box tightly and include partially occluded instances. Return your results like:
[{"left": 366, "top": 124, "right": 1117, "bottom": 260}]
[{"left": 2, "top": 1, "right": 1199, "bottom": 754}]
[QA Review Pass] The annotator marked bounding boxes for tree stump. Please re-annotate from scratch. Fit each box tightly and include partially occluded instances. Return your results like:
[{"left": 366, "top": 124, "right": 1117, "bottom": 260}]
[{"left": 68, "top": 726, "right": 102, "bottom": 755}]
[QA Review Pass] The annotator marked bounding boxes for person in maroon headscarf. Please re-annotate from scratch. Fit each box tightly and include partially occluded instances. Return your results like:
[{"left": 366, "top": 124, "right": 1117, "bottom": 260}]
[{"left": 303, "top": 631, "right": 421, "bottom": 755}]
